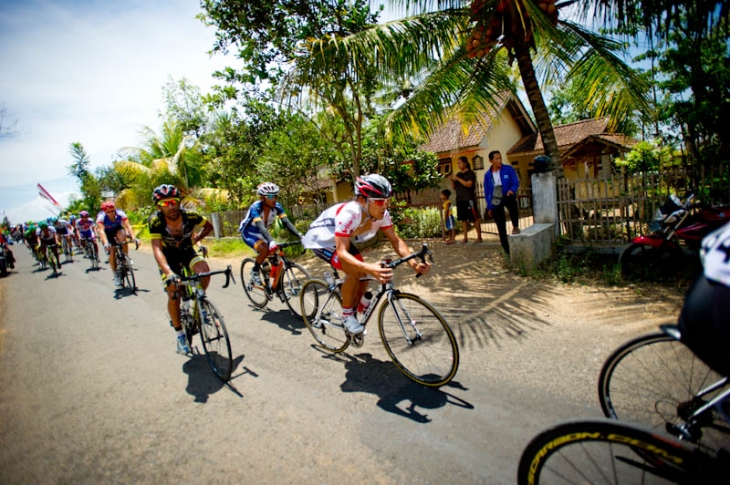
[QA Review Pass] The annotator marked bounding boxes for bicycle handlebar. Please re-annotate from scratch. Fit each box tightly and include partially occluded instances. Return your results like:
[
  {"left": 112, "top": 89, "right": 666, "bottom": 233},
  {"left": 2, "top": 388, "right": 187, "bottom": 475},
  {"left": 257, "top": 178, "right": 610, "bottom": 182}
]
[
  {"left": 382, "top": 244, "right": 433, "bottom": 278},
  {"left": 179, "top": 265, "right": 235, "bottom": 287},
  {"left": 273, "top": 240, "right": 303, "bottom": 250}
]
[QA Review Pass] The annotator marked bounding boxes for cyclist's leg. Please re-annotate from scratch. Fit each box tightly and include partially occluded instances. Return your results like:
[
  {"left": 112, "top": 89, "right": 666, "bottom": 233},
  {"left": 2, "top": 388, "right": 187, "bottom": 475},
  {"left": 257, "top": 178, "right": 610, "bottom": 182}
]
[
  {"left": 332, "top": 245, "right": 366, "bottom": 309},
  {"left": 105, "top": 229, "right": 118, "bottom": 272},
  {"left": 115, "top": 228, "right": 129, "bottom": 256},
  {"left": 190, "top": 253, "right": 210, "bottom": 291}
]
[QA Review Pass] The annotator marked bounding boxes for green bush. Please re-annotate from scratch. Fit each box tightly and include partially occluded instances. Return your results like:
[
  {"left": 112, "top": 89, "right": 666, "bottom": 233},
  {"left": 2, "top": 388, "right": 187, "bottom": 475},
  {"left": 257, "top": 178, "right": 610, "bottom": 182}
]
[{"left": 395, "top": 206, "right": 443, "bottom": 239}]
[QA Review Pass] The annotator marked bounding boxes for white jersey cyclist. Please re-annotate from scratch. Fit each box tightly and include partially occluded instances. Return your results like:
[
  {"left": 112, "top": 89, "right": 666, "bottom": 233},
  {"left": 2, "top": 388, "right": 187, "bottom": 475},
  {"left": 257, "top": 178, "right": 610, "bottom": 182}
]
[
  {"left": 700, "top": 223, "right": 730, "bottom": 286},
  {"left": 302, "top": 200, "right": 394, "bottom": 250}
]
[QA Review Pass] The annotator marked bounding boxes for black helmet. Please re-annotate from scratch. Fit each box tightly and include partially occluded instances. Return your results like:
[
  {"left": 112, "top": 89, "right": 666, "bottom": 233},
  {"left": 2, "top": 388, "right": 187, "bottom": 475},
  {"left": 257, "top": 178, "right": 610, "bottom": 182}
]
[
  {"left": 354, "top": 174, "right": 393, "bottom": 198},
  {"left": 152, "top": 184, "right": 181, "bottom": 202},
  {"left": 533, "top": 155, "right": 553, "bottom": 173}
]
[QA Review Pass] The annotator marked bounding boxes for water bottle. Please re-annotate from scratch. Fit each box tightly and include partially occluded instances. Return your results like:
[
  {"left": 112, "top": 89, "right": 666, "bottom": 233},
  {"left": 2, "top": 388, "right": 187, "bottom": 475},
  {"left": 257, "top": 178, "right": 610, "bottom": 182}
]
[
  {"left": 324, "top": 271, "right": 335, "bottom": 288},
  {"left": 357, "top": 291, "right": 373, "bottom": 315}
]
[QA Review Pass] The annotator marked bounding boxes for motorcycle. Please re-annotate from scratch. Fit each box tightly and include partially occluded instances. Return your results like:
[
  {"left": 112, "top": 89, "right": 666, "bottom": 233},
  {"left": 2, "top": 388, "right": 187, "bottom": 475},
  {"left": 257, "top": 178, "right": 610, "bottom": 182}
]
[{"left": 619, "top": 191, "right": 730, "bottom": 278}]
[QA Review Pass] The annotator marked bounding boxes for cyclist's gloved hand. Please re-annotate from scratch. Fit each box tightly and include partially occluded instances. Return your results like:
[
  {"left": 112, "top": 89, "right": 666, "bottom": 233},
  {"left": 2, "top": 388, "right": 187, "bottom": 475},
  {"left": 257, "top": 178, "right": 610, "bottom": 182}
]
[
  {"left": 165, "top": 273, "right": 180, "bottom": 287},
  {"left": 268, "top": 240, "right": 278, "bottom": 252}
]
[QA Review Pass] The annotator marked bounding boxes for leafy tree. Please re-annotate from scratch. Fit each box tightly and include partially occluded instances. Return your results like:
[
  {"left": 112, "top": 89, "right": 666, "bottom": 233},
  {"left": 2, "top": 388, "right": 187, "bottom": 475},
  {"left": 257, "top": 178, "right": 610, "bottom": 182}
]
[
  {"left": 286, "top": 0, "right": 649, "bottom": 179},
  {"left": 161, "top": 77, "right": 210, "bottom": 137},
  {"left": 614, "top": 140, "right": 675, "bottom": 173},
  {"left": 67, "top": 142, "right": 103, "bottom": 211}
]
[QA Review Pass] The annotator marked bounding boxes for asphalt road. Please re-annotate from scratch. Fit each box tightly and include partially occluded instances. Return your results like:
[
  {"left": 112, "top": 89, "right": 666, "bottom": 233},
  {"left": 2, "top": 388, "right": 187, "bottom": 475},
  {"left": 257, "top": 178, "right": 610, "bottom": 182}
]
[{"left": 0, "top": 244, "right": 679, "bottom": 484}]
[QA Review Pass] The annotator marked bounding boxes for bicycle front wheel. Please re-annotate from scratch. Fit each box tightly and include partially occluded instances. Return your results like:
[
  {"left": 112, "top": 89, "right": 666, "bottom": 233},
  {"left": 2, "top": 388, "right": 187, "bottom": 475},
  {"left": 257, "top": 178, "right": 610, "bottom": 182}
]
[
  {"left": 198, "top": 300, "right": 233, "bottom": 381},
  {"left": 599, "top": 332, "right": 730, "bottom": 452},
  {"left": 123, "top": 257, "right": 136, "bottom": 293},
  {"left": 48, "top": 251, "right": 59, "bottom": 276},
  {"left": 378, "top": 293, "right": 459, "bottom": 387},
  {"left": 240, "top": 258, "right": 269, "bottom": 308},
  {"left": 300, "top": 279, "right": 349, "bottom": 352},
  {"left": 517, "top": 418, "right": 708, "bottom": 485},
  {"left": 280, "top": 262, "right": 310, "bottom": 319}
]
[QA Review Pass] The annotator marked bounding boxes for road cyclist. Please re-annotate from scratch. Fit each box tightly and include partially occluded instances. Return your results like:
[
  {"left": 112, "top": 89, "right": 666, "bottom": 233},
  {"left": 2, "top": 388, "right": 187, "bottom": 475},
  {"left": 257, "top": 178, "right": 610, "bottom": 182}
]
[
  {"left": 301, "top": 174, "right": 431, "bottom": 335},
  {"left": 97, "top": 201, "right": 139, "bottom": 287},
  {"left": 147, "top": 184, "right": 216, "bottom": 354},
  {"left": 238, "top": 182, "right": 303, "bottom": 287},
  {"left": 517, "top": 223, "right": 730, "bottom": 484},
  {"left": 50, "top": 216, "right": 75, "bottom": 262},
  {"left": 76, "top": 210, "right": 101, "bottom": 268},
  {"left": 36, "top": 221, "right": 62, "bottom": 273}
]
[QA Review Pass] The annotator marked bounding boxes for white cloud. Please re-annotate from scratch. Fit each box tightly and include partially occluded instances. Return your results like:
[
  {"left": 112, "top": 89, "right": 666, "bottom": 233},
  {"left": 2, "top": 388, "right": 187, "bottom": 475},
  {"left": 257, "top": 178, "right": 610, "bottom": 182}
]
[{"left": 0, "top": 0, "right": 231, "bottom": 203}]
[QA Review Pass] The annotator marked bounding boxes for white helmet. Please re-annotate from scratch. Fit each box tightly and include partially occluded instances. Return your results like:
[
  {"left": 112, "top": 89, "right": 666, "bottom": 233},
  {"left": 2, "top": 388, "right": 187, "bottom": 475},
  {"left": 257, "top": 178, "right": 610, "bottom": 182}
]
[{"left": 257, "top": 182, "right": 280, "bottom": 196}]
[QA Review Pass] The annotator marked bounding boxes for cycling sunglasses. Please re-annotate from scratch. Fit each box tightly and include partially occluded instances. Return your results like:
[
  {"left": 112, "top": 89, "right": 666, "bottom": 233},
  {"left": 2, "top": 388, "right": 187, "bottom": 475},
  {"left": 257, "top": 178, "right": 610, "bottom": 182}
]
[
  {"left": 369, "top": 198, "right": 389, "bottom": 206},
  {"left": 265, "top": 194, "right": 278, "bottom": 199},
  {"left": 157, "top": 198, "right": 180, "bottom": 208}
]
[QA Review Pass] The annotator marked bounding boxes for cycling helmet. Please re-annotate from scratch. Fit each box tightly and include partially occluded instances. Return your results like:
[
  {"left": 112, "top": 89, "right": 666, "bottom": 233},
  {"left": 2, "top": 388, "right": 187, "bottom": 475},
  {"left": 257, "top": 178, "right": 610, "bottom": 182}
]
[
  {"left": 354, "top": 174, "right": 393, "bottom": 199},
  {"left": 50, "top": 217, "right": 58, "bottom": 224},
  {"left": 39, "top": 222, "right": 48, "bottom": 229},
  {"left": 257, "top": 182, "right": 280, "bottom": 196},
  {"left": 100, "top": 201, "right": 115, "bottom": 211},
  {"left": 152, "top": 184, "right": 180, "bottom": 202},
  {"left": 69, "top": 214, "right": 77, "bottom": 220},
  {"left": 79, "top": 210, "right": 89, "bottom": 218}
]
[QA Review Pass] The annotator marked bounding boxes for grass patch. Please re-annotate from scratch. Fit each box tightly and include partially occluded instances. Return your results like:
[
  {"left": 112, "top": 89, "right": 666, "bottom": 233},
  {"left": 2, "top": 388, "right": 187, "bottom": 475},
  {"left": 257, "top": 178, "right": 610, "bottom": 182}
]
[{"left": 203, "top": 238, "right": 254, "bottom": 258}]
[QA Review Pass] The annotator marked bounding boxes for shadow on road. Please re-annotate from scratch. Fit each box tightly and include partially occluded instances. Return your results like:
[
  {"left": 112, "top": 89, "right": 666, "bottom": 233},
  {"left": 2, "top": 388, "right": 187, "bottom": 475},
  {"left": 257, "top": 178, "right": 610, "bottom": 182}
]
[
  {"left": 336, "top": 352, "right": 473, "bottom": 423},
  {"left": 259, "top": 309, "right": 305, "bottom": 335},
  {"left": 182, "top": 353, "right": 245, "bottom": 402}
]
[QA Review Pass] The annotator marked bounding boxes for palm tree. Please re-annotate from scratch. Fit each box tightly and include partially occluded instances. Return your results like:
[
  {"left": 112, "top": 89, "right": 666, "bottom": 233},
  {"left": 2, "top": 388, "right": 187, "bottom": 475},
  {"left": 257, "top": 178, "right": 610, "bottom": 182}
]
[
  {"left": 287, "top": 0, "right": 649, "bottom": 176},
  {"left": 114, "top": 120, "right": 205, "bottom": 208}
]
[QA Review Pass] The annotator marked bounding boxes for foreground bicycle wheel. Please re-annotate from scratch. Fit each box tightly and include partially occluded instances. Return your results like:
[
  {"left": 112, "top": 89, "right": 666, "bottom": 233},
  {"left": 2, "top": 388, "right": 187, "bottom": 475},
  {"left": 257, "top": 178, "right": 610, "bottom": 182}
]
[
  {"left": 280, "top": 262, "right": 309, "bottom": 319},
  {"left": 122, "top": 257, "right": 136, "bottom": 293},
  {"left": 599, "top": 332, "right": 730, "bottom": 453},
  {"left": 300, "top": 279, "right": 349, "bottom": 352},
  {"left": 240, "top": 258, "right": 269, "bottom": 308},
  {"left": 378, "top": 293, "right": 459, "bottom": 387},
  {"left": 198, "top": 300, "right": 233, "bottom": 381},
  {"left": 517, "top": 418, "right": 713, "bottom": 485}
]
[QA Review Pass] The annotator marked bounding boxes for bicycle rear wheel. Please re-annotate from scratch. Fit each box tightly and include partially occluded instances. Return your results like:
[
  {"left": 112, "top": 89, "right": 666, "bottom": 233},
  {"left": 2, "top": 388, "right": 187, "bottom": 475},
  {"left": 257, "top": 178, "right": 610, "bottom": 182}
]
[
  {"left": 300, "top": 279, "right": 349, "bottom": 352},
  {"left": 240, "top": 258, "right": 269, "bottom": 308},
  {"left": 517, "top": 418, "right": 712, "bottom": 485},
  {"left": 48, "top": 251, "right": 59, "bottom": 277},
  {"left": 599, "top": 332, "right": 730, "bottom": 452},
  {"left": 280, "top": 262, "right": 310, "bottom": 319},
  {"left": 198, "top": 300, "right": 233, "bottom": 381},
  {"left": 378, "top": 293, "right": 459, "bottom": 387}
]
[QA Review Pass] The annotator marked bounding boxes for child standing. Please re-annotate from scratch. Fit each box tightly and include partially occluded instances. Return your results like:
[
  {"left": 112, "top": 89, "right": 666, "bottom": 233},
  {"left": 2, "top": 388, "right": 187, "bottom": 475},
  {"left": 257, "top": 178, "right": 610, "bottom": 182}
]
[{"left": 440, "top": 189, "right": 456, "bottom": 244}]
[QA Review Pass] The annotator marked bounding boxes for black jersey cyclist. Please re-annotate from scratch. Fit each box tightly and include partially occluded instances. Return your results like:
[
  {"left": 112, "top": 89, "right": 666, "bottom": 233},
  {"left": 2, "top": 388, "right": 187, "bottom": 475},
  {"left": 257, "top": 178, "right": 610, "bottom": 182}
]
[
  {"left": 148, "top": 184, "right": 214, "bottom": 354},
  {"left": 238, "top": 182, "right": 302, "bottom": 285},
  {"left": 36, "top": 222, "right": 62, "bottom": 270}
]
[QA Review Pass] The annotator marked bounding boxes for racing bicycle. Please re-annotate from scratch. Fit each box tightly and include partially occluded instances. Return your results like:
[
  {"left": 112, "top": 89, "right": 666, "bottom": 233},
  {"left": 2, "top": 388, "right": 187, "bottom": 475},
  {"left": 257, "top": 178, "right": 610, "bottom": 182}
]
[
  {"left": 598, "top": 324, "right": 730, "bottom": 454},
  {"left": 172, "top": 265, "right": 235, "bottom": 381},
  {"left": 517, "top": 417, "right": 728, "bottom": 484},
  {"left": 60, "top": 234, "right": 73, "bottom": 262},
  {"left": 299, "top": 244, "right": 459, "bottom": 387},
  {"left": 39, "top": 244, "right": 60, "bottom": 277},
  {"left": 111, "top": 239, "right": 138, "bottom": 293},
  {"left": 241, "top": 240, "right": 310, "bottom": 319},
  {"left": 81, "top": 237, "right": 100, "bottom": 269}
]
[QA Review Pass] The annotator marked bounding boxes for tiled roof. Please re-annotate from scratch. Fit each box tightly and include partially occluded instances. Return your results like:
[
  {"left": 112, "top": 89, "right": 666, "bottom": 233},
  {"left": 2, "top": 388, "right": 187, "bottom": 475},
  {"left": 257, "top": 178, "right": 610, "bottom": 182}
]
[
  {"left": 418, "top": 96, "right": 510, "bottom": 153},
  {"left": 508, "top": 118, "right": 610, "bottom": 154}
]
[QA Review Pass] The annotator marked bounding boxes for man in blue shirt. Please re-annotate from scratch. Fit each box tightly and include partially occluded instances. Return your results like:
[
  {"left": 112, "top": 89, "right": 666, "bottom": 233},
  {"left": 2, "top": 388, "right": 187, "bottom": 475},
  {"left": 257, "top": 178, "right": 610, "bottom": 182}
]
[{"left": 484, "top": 150, "right": 520, "bottom": 254}]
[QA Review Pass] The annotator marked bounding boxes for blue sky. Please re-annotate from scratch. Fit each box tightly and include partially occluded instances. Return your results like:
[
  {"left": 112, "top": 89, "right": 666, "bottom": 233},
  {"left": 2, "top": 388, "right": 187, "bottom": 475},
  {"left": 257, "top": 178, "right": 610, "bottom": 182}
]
[{"left": 0, "top": 0, "right": 231, "bottom": 222}]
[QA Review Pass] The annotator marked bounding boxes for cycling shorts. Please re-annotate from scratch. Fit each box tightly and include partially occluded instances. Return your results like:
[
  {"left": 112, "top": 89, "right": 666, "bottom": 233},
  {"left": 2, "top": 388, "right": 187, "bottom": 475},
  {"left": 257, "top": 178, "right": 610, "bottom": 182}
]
[
  {"left": 159, "top": 247, "right": 205, "bottom": 279},
  {"left": 79, "top": 230, "right": 96, "bottom": 241},
  {"left": 55, "top": 227, "right": 69, "bottom": 236},
  {"left": 311, "top": 244, "right": 362, "bottom": 270},
  {"left": 104, "top": 227, "right": 125, "bottom": 243},
  {"left": 241, "top": 228, "right": 268, "bottom": 251}
]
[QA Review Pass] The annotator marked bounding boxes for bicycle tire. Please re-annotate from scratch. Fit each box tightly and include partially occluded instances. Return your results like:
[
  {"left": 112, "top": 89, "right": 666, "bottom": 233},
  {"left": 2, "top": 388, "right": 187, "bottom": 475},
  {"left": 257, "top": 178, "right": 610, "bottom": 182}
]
[
  {"left": 599, "top": 332, "right": 730, "bottom": 453},
  {"left": 123, "top": 256, "right": 136, "bottom": 293},
  {"left": 240, "top": 258, "right": 269, "bottom": 308},
  {"left": 378, "top": 293, "right": 459, "bottom": 387},
  {"left": 198, "top": 300, "right": 233, "bottom": 381},
  {"left": 91, "top": 244, "right": 100, "bottom": 269},
  {"left": 279, "top": 262, "right": 310, "bottom": 319},
  {"left": 48, "top": 251, "right": 59, "bottom": 277},
  {"left": 63, "top": 237, "right": 73, "bottom": 261},
  {"left": 517, "top": 418, "right": 718, "bottom": 485},
  {"left": 300, "top": 278, "right": 349, "bottom": 352}
]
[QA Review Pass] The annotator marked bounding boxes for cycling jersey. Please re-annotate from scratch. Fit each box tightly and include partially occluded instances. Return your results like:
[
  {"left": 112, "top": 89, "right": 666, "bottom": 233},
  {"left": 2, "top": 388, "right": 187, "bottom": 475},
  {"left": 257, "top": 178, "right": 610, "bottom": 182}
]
[
  {"left": 302, "top": 201, "right": 393, "bottom": 250},
  {"left": 53, "top": 218, "right": 72, "bottom": 235},
  {"left": 96, "top": 209, "right": 128, "bottom": 231},
  {"left": 148, "top": 209, "right": 207, "bottom": 251},
  {"left": 36, "top": 226, "right": 57, "bottom": 243},
  {"left": 238, "top": 200, "right": 287, "bottom": 234},
  {"left": 76, "top": 217, "right": 96, "bottom": 233},
  {"left": 700, "top": 223, "right": 730, "bottom": 286}
]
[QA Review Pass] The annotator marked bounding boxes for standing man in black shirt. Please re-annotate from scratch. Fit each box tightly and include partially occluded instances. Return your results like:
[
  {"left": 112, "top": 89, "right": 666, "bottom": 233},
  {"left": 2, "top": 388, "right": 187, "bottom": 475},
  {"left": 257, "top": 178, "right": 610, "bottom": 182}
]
[{"left": 450, "top": 156, "right": 483, "bottom": 244}]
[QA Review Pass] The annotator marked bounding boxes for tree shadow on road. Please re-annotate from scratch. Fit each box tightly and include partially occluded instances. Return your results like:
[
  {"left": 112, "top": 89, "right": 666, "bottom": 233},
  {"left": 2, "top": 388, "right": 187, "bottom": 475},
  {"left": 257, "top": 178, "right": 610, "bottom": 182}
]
[
  {"left": 182, "top": 353, "right": 245, "bottom": 402},
  {"left": 336, "top": 352, "right": 473, "bottom": 423}
]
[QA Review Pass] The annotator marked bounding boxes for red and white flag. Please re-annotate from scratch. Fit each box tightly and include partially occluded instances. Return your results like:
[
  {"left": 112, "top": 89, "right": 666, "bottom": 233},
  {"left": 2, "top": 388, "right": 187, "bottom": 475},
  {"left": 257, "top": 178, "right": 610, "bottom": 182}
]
[{"left": 37, "top": 183, "right": 62, "bottom": 209}]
